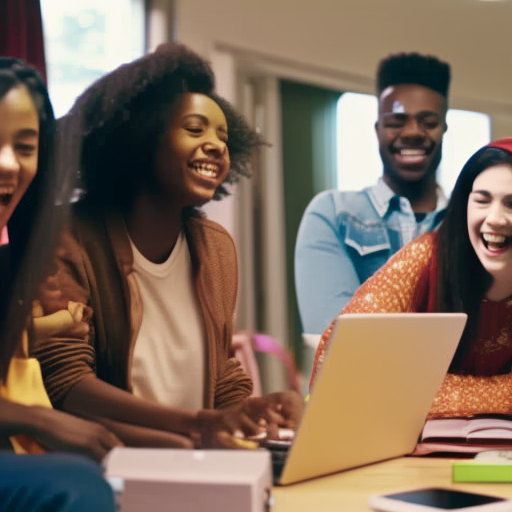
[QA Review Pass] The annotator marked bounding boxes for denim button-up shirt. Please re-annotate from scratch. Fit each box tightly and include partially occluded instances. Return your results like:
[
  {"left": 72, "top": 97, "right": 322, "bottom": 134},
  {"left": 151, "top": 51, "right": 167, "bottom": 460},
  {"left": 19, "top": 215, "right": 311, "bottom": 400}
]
[{"left": 294, "top": 178, "right": 447, "bottom": 335}]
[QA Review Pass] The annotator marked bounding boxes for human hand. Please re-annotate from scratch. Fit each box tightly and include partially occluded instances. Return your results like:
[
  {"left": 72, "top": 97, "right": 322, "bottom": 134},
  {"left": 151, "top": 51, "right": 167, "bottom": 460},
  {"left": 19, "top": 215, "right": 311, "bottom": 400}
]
[
  {"left": 193, "top": 408, "right": 264, "bottom": 449},
  {"left": 31, "top": 300, "right": 90, "bottom": 341},
  {"left": 36, "top": 276, "right": 68, "bottom": 315},
  {"left": 246, "top": 391, "right": 305, "bottom": 430},
  {"left": 32, "top": 273, "right": 91, "bottom": 341},
  {"left": 36, "top": 269, "right": 91, "bottom": 319},
  {"left": 30, "top": 406, "right": 122, "bottom": 462},
  {"left": 98, "top": 417, "right": 195, "bottom": 449}
]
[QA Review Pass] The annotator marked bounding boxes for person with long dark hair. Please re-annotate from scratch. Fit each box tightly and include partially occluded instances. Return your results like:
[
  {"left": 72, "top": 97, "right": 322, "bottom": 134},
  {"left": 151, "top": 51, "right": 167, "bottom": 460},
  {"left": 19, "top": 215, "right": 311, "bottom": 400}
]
[
  {"left": 33, "top": 42, "right": 302, "bottom": 448},
  {"left": 311, "top": 138, "right": 512, "bottom": 418},
  {"left": 0, "top": 58, "right": 118, "bottom": 511}
]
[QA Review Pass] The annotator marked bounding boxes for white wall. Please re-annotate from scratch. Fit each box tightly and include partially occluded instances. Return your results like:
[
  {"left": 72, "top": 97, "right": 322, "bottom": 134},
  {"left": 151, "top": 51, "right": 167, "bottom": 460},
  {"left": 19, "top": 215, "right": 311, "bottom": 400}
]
[{"left": 172, "top": 0, "right": 512, "bottom": 136}]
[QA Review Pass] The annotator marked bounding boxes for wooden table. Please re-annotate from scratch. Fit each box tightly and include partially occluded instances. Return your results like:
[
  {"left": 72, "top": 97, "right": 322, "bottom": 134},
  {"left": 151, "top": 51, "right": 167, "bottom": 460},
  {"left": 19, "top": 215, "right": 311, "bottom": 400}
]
[{"left": 272, "top": 457, "right": 512, "bottom": 511}]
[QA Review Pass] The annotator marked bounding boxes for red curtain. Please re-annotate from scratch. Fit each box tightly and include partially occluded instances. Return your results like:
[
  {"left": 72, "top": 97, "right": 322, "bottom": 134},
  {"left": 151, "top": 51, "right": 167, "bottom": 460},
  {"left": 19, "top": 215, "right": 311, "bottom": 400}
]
[
  {"left": 0, "top": 0, "right": 47, "bottom": 81},
  {"left": 0, "top": 0, "right": 47, "bottom": 244}
]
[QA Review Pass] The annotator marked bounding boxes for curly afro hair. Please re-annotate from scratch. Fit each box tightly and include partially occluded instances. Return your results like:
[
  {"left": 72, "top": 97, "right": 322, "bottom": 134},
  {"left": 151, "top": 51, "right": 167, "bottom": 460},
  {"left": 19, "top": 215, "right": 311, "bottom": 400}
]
[
  {"left": 64, "top": 42, "right": 264, "bottom": 213},
  {"left": 376, "top": 52, "right": 451, "bottom": 98}
]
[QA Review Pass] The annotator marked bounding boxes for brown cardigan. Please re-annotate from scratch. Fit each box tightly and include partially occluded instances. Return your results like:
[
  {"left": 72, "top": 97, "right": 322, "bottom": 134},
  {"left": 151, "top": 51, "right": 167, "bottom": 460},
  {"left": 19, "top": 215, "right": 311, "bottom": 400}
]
[{"left": 32, "top": 204, "right": 252, "bottom": 409}]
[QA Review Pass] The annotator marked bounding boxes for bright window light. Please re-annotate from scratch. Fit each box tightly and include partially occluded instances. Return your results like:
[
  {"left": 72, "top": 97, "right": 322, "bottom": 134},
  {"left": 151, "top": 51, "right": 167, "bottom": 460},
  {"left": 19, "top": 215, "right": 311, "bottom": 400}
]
[
  {"left": 439, "top": 109, "right": 491, "bottom": 195},
  {"left": 41, "top": 0, "right": 145, "bottom": 117},
  {"left": 337, "top": 92, "right": 491, "bottom": 197},
  {"left": 337, "top": 93, "right": 380, "bottom": 191}
]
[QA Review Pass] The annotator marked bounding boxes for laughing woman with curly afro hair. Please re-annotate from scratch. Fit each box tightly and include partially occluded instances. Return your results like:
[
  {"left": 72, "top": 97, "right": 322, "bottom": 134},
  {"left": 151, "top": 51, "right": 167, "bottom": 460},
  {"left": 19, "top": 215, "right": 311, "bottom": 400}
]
[{"left": 32, "top": 42, "right": 303, "bottom": 449}]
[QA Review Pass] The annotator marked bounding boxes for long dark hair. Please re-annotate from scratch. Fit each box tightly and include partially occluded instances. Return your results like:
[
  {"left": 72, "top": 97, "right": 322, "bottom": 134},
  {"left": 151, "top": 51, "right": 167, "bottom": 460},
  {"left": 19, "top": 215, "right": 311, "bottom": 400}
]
[
  {"left": 435, "top": 144, "right": 512, "bottom": 366},
  {"left": 0, "top": 59, "right": 72, "bottom": 380}
]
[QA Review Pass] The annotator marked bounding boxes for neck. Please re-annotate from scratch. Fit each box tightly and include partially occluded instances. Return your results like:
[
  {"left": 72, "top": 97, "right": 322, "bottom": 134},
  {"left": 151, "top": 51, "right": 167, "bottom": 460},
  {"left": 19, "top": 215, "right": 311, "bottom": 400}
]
[
  {"left": 383, "top": 174, "right": 438, "bottom": 213},
  {"left": 485, "top": 276, "right": 512, "bottom": 302},
  {"left": 125, "top": 192, "right": 182, "bottom": 263}
]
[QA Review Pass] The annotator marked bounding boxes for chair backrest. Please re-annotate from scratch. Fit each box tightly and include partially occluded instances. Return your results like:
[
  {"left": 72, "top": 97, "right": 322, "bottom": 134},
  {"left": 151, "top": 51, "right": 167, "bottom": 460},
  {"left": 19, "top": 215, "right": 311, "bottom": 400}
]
[
  {"left": 231, "top": 331, "right": 300, "bottom": 397},
  {"left": 231, "top": 332, "right": 263, "bottom": 397}
]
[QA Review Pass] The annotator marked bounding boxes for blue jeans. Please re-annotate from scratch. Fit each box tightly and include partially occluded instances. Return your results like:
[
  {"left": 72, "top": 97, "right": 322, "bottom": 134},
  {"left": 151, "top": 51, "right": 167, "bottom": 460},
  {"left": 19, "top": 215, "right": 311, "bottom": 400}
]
[{"left": 0, "top": 453, "right": 115, "bottom": 512}]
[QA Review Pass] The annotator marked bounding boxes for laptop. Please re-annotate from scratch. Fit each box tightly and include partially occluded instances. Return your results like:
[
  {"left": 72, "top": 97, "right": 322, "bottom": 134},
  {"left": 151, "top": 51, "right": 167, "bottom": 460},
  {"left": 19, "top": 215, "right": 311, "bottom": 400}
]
[{"left": 270, "top": 313, "right": 467, "bottom": 485}]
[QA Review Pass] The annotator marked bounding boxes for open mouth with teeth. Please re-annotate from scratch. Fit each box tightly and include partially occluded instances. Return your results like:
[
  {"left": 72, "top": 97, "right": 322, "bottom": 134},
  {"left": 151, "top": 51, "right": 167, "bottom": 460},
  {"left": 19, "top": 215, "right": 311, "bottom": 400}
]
[
  {"left": 0, "top": 186, "right": 15, "bottom": 206},
  {"left": 190, "top": 162, "right": 220, "bottom": 179},
  {"left": 481, "top": 233, "right": 511, "bottom": 252},
  {"left": 0, "top": 194, "right": 13, "bottom": 206},
  {"left": 392, "top": 147, "right": 431, "bottom": 166}
]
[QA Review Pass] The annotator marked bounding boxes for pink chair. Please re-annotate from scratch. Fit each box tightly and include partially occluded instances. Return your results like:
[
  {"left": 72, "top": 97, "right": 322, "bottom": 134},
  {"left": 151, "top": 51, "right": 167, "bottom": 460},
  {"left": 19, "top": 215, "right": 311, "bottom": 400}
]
[
  {"left": 232, "top": 332, "right": 263, "bottom": 397},
  {"left": 231, "top": 331, "right": 300, "bottom": 397}
]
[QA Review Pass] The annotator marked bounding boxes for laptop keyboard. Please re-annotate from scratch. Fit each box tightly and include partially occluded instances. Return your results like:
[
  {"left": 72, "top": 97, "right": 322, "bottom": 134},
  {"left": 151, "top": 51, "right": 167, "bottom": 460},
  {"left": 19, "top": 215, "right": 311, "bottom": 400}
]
[
  {"left": 258, "top": 439, "right": 292, "bottom": 484},
  {"left": 270, "top": 448, "right": 289, "bottom": 483}
]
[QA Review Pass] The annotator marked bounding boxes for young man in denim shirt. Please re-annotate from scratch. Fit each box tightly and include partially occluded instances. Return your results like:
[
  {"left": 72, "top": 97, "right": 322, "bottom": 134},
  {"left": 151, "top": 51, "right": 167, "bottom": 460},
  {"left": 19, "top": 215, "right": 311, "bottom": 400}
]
[{"left": 295, "top": 53, "right": 450, "bottom": 338}]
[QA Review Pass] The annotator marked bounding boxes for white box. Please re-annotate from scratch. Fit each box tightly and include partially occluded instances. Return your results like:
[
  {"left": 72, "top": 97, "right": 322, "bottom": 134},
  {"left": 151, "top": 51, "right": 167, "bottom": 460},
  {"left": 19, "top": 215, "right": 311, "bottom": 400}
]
[{"left": 104, "top": 448, "right": 273, "bottom": 512}]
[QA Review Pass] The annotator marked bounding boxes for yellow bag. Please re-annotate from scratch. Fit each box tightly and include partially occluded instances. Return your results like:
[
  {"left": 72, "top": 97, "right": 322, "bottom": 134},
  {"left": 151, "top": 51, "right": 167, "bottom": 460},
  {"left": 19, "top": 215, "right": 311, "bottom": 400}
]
[{"left": 0, "top": 332, "right": 51, "bottom": 454}]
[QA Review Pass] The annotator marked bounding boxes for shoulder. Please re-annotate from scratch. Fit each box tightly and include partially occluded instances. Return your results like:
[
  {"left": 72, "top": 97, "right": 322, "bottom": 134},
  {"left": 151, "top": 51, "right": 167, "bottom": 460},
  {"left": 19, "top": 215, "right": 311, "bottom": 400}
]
[
  {"left": 387, "top": 231, "right": 435, "bottom": 269},
  {"left": 54, "top": 204, "right": 110, "bottom": 278},
  {"left": 186, "top": 217, "right": 234, "bottom": 241},
  {"left": 185, "top": 217, "right": 237, "bottom": 257},
  {"left": 70, "top": 203, "right": 106, "bottom": 235},
  {"left": 184, "top": 217, "right": 238, "bottom": 300},
  {"left": 306, "top": 188, "right": 370, "bottom": 208},
  {"left": 304, "top": 188, "right": 377, "bottom": 219},
  {"left": 406, "top": 231, "right": 436, "bottom": 254},
  {"left": 53, "top": 206, "right": 97, "bottom": 256}
]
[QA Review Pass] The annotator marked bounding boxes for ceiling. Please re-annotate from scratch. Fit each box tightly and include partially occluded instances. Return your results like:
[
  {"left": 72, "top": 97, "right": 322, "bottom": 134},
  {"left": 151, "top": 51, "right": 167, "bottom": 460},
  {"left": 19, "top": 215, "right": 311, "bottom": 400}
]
[{"left": 178, "top": 0, "right": 512, "bottom": 116}]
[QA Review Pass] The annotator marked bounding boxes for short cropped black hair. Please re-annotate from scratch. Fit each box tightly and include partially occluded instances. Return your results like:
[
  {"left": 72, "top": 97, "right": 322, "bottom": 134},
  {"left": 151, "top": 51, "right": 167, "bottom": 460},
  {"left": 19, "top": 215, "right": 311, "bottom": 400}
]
[{"left": 376, "top": 52, "right": 451, "bottom": 98}]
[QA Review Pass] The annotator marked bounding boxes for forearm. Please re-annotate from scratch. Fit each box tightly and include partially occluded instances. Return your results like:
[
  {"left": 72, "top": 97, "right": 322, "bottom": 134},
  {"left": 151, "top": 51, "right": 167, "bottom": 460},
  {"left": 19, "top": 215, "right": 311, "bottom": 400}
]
[
  {"left": 31, "top": 336, "right": 97, "bottom": 405},
  {"left": 62, "top": 375, "right": 200, "bottom": 436},
  {"left": 0, "top": 398, "right": 60, "bottom": 440},
  {"left": 428, "top": 373, "right": 512, "bottom": 418},
  {"left": 0, "top": 397, "right": 42, "bottom": 438},
  {"left": 214, "top": 358, "right": 253, "bottom": 409},
  {"left": 94, "top": 416, "right": 194, "bottom": 448}
]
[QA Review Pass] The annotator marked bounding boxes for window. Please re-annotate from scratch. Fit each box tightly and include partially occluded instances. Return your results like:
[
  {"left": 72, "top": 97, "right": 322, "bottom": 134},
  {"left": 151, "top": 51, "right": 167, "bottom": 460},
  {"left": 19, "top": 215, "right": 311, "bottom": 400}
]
[
  {"left": 336, "top": 92, "right": 491, "bottom": 196},
  {"left": 41, "top": 0, "right": 145, "bottom": 117}
]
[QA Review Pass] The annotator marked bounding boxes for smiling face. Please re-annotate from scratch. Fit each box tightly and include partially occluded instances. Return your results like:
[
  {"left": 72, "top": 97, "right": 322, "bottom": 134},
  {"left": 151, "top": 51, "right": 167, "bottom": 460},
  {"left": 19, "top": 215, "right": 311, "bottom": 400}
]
[
  {"left": 375, "top": 84, "right": 447, "bottom": 191},
  {"left": 153, "top": 92, "right": 230, "bottom": 209},
  {"left": 467, "top": 164, "right": 512, "bottom": 300},
  {"left": 0, "top": 85, "right": 39, "bottom": 232}
]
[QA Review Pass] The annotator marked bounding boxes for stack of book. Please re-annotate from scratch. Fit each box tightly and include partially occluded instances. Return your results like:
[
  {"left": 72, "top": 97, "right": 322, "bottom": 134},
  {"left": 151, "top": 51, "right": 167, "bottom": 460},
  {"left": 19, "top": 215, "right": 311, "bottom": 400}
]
[{"left": 414, "top": 416, "right": 512, "bottom": 455}]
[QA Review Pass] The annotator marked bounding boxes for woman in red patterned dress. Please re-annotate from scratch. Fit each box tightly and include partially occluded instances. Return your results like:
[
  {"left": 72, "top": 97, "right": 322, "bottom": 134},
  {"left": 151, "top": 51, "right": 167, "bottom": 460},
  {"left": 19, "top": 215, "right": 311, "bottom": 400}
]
[{"left": 312, "top": 138, "right": 512, "bottom": 419}]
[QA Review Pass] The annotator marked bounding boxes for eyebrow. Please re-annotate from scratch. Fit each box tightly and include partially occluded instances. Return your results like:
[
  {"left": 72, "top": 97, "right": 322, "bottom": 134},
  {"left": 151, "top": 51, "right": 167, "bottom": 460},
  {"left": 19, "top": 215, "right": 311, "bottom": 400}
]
[
  {"left": 471, "top": 190, "right": 512, "bottom": 201},
  {"left": 182, "top": 113, "right": 228, "bottom": 130},
  {"left": 182, "top": 113, "right": 206, "bottom": 122},
  {"left": 383, "top": 110, "right": 441, "bottom": 117},
  {"left": 15, "top": 128, "right": 39, "bottom": 137}
]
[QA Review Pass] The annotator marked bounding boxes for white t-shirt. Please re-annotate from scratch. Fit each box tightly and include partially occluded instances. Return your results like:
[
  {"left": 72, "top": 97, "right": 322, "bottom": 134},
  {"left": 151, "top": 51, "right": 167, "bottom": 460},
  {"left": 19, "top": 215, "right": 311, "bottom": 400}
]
[{"left": 130, "top": 231, "right": 205, "bottom": 409}]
